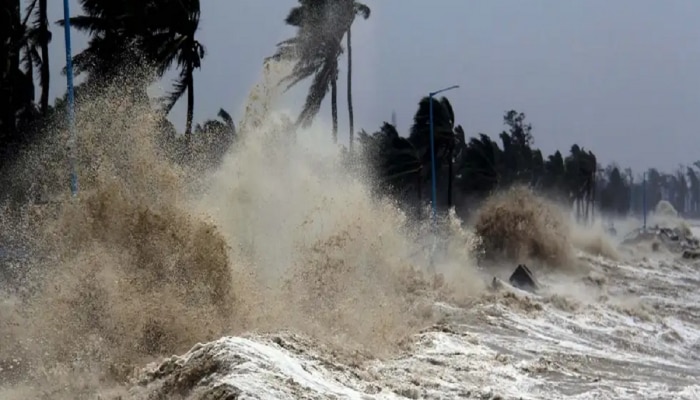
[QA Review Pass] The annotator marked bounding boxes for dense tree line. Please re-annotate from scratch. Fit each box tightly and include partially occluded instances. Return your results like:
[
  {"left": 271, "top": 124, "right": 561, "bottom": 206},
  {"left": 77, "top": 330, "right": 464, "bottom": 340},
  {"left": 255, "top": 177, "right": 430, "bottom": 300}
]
[
  {"left": 597, "top": 164, "right": 700, "bottom": 219},
  {"left": 1, "top": 0, "right": 697, "bottom": 222},
  {"left": 355, "top": 99, "right": 598, "bottom": 222}
]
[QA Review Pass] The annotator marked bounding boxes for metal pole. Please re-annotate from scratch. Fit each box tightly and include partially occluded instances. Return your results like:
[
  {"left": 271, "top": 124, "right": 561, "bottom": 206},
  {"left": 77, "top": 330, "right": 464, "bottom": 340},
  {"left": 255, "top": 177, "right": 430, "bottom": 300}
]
[
  {"left": 428, "top": 85, "right": 459, "bottom": 224},
  {"left": 63, "top": 0, "right": 78, "bottom": 196},
  {"left": 642, "top": 171, "right": 647, "bottom": 230},
  {"left": 429, "top": 96, "right": 437, "bottom": 223}
]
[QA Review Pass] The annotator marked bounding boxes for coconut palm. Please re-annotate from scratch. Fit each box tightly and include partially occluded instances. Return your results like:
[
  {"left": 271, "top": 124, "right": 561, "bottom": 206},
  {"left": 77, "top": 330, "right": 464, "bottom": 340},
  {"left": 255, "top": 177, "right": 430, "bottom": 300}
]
[
  {"left": 408, "top": 96, "right": 460, "bottom": 208},
  {"left": 58, "top": 0, "right": 149, "bottom": 81},
  {"left": 191, "top": 108, "right": 236, "bottom": 166},
  {"left": 0, "top": 1, "right": 23, "bottom": 141},
  {"left": 62, "top": 0, "right": 205, "bottom": 143},
  {"left": 357, "top": 122, "right": 423, "bottom": 203},
  {"left": 0, "top": 0, "right": 36, "bottom": 143},
  {"left": 345, "top": 1, "right": 370, "bottom": 153},
  {"left": 22, "top": 0, "right": 50, "bottom": 115},
  {"left": 149, "top": 0, "right": 205, "bottom": 144},
  {"left": 272, "top": 0, "right": 348, "bottom": 142}
]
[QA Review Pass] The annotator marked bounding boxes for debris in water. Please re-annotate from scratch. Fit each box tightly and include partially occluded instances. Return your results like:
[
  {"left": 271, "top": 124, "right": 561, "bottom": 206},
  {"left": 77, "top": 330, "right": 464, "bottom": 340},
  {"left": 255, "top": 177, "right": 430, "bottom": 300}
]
[{"left": 508, "top": 264, "right": 537, "bottom": 292}]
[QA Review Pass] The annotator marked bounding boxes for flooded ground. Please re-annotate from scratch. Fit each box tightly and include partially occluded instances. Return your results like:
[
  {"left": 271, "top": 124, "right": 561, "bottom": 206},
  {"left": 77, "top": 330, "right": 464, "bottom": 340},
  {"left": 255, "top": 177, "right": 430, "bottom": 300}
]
[{"left": 130, "top": 245, "right": 700, "bottom": 400}]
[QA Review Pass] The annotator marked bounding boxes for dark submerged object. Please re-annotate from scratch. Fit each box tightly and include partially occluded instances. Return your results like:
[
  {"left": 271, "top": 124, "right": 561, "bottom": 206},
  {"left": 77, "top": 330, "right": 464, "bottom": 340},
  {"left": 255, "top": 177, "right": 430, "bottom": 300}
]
[
  {"left": 509, "top": 264, "right": 537, "bottom": 292},
  {"left": 682, "top": 250, "right": 700, "bottom": 260}
]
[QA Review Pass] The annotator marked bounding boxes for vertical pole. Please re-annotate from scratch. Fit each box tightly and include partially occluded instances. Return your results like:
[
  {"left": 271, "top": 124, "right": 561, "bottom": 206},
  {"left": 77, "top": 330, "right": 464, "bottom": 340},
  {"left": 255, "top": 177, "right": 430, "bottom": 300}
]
[
  {"left": 429, "top": 95, "right": 437, "bottom": 225},
  {"left": 642, "top": 171, "right": 647, "bottom": 230},
  {"left": 426, "top": 85, "right": 459, "bottom": 271},
  {"left": 63, "top": 0, "right": 78, "bottom": 196},
  {"left": 629, "top": 173, "right": 634, "bottom": 215}
]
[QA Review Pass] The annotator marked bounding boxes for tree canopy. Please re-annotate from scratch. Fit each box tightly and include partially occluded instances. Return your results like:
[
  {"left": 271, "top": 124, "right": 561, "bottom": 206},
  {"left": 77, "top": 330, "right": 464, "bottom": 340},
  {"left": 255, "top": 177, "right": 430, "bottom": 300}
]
[{"left": 1, "top": 0, "right": 697, "bottom": 222}]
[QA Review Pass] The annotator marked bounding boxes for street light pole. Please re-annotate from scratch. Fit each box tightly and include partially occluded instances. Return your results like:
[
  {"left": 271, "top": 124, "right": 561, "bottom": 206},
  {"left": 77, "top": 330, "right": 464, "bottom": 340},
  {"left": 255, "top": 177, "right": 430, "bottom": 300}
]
[
  {"left": 428, "top": 85, "right": 459, "bottom": 223},
  {"left": 63, "top": 0, "right": 78, "bottom": 196},
  {"left": 642, "top": 171, "right": 647, "bottom": 230}
]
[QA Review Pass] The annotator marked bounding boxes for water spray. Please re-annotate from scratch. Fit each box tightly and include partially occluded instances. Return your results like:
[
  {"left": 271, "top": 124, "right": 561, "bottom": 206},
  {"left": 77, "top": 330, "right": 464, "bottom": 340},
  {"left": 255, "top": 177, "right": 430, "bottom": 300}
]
[{"left": 63, "top": 0, "right": 78, "bottom": 196}]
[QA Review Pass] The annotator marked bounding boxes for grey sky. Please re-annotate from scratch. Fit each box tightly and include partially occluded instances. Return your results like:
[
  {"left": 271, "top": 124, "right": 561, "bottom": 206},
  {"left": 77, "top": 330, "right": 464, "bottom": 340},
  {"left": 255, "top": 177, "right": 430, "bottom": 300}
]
[{"left": 45, "top": 0, "right": 700, "bottom": 172}]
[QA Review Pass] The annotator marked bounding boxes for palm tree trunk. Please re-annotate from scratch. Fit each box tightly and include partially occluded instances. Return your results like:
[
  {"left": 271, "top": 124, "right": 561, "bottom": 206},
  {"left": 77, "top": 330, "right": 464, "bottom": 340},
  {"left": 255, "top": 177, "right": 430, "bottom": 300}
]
[
  {"left": 331, "top": 72, "right": 338, "bottom": 143},
  {"left": 346, "top": 27, "right": 354, "bottom": 153},
  {"left": 185, "top": 65, "right": 194, "bottom": 146},
  {"left": 2, "top": 1, "right": 22, "bottom": 141},
  {"left": 39, "top": 0, "right": 49, "bottom": 115}
]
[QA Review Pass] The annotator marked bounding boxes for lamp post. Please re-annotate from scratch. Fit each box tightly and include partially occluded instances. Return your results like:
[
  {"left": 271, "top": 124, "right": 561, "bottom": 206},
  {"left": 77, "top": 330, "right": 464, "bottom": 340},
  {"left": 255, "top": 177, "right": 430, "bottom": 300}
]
[
  {"left": 642, "top": 171, "right": 647, "bottom": 230},
  {"left": 428, "top": 85, "right": 459, "bottom": 223},
  {"left": 63, "top": 0, "right": 78, "bottom": 196}
]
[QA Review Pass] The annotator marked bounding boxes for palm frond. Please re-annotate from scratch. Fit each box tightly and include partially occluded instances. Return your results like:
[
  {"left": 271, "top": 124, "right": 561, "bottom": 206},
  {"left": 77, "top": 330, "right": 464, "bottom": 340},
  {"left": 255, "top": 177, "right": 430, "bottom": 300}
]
[
  {"left": 218, "top": 108, "right": 234, "bottom": 129},
  {"left": 23, "top": 0, "right": 38, "bottom": 28},
  {"left": 354, "top": 2, "right": 371, "bottom": 19},
  {"left": 295, "top": 58, "right": 337, "bottom": 127},
  {"left": 285, "top": 6, "right": 304, "bottom": 26},
  {"left": 159, "top": 68, "right": 189, "bottom": 114}
]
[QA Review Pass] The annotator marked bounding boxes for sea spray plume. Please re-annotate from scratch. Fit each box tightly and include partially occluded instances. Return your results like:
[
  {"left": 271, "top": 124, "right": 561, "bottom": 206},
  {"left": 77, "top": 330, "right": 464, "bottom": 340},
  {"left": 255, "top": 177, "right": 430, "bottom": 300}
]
[
  {"left": 650, "top": 199, "right": 692, "bottom": 237},
  {"left": 0, "top": 56, "right": 482, "bottom": 399},
  {"left": 238, "top": 58, "right": 296, "bottom": 134},
  {"left": 474, "top": 185, "right": 622, "bottom": 271},
  {"left": 569, "top": 221, "right": 621, "bottom": 261},
  {"left": 194, "top": 57, "right": 486, "bottom": 355},
  {"left": 474, "top": 185, "right": 574, "bottom": 268},
  {"left": 196, "top": 113, "right": 441, "bottom": 356},
  {"left": 428, "top": 208, "right": 487, "bottom": 302},
  {"left": 0, "top": 74, "right": 250, "bottom": 399}
]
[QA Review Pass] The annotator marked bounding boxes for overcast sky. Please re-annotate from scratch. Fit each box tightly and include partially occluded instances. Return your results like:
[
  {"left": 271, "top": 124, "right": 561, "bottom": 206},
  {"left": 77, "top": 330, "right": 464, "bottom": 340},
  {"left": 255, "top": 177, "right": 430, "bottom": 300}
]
[{"left": 45, "top": 0, "right": 700, "bottom": 172}]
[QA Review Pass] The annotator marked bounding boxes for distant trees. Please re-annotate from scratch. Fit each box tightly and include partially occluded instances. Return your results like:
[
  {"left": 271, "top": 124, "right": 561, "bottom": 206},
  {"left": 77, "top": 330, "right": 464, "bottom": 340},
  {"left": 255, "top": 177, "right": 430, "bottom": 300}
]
[
  {"left": 359, "top": 106, "right": 600, "bottom": 222},
  {"left": 358, "top": 98, "right": 700, "bottom": 222},
  {"left": 595, "top": 164, "right": 700, "bottom": 219}
]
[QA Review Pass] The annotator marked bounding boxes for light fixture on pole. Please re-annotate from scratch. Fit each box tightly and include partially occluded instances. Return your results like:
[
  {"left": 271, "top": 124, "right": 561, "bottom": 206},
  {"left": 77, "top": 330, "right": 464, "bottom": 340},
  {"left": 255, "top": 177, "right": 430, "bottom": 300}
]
[
  {"left": 63, "top": 0, "right": 78, "bottom": 196},
  {"left": 428, "top": 85, "right": 459, "bottom": 223}
]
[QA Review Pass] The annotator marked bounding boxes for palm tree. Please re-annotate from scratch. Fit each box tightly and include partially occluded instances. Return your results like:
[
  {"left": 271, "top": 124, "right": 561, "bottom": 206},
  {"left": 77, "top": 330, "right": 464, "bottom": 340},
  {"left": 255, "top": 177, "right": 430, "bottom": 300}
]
[
  {"left": 192, "top": 108, "right": 236, "bottom": 165},
  {"left": 455, "top": 133, "right": 502, "bottom": 198},
  {"left": 0, "top": 1, "right": 23, "bottom": 141},
  {"left": 345, "top": 1, "right": 370, "bottom": 153},
  {"left": 21, "top": 0, "right": 50, "bottom": 116},
  {"left": 1, "top": 0, "right": 36, "bottom": 143},
  {"left": 408, "top": 96, "right": 459, "bottom": 209},
  {"left": 62, "top": 0, "right": 205, "bottom": 143},
  {"left": 272, "top": 0, "right": 347, "bottom": 142},
  {"left": 150, "top": 0, "right": 205, "bottom": 144},
  {"left": 59, "top": 0, "right": 148, "bottom": 82},
  {"left": 194, "top": 108, "right": 235, "bottom": 144},
  {"left": 357, "top": 122, "right": 423, "bottom": 204},
  {"left": 565, "top": 145, "right": 597, "bottom": 224}
]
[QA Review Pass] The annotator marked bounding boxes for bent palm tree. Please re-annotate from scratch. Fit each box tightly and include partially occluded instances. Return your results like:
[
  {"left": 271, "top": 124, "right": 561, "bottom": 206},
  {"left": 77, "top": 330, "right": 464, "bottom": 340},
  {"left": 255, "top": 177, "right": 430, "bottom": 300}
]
[
  {"left": 148, "top": 0, "right": 205, "bottom": 144},
  {"left": 358, "top": 122, "right": 423, "bottom": 202},
  {"left": 59, "top": 0, "right": 149, "bottom": 82},
  {"left": 22, "top": 0, "right": 51, "bottom": 115},
  {"left": 345, "top": 1, "right": 370, "bottom": 153},
  {"left": 272, "top": 0, "right": 347, "bottom": 142},
  {"left": 62, "top": 0, "right": 205, "bottom": 143}
]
